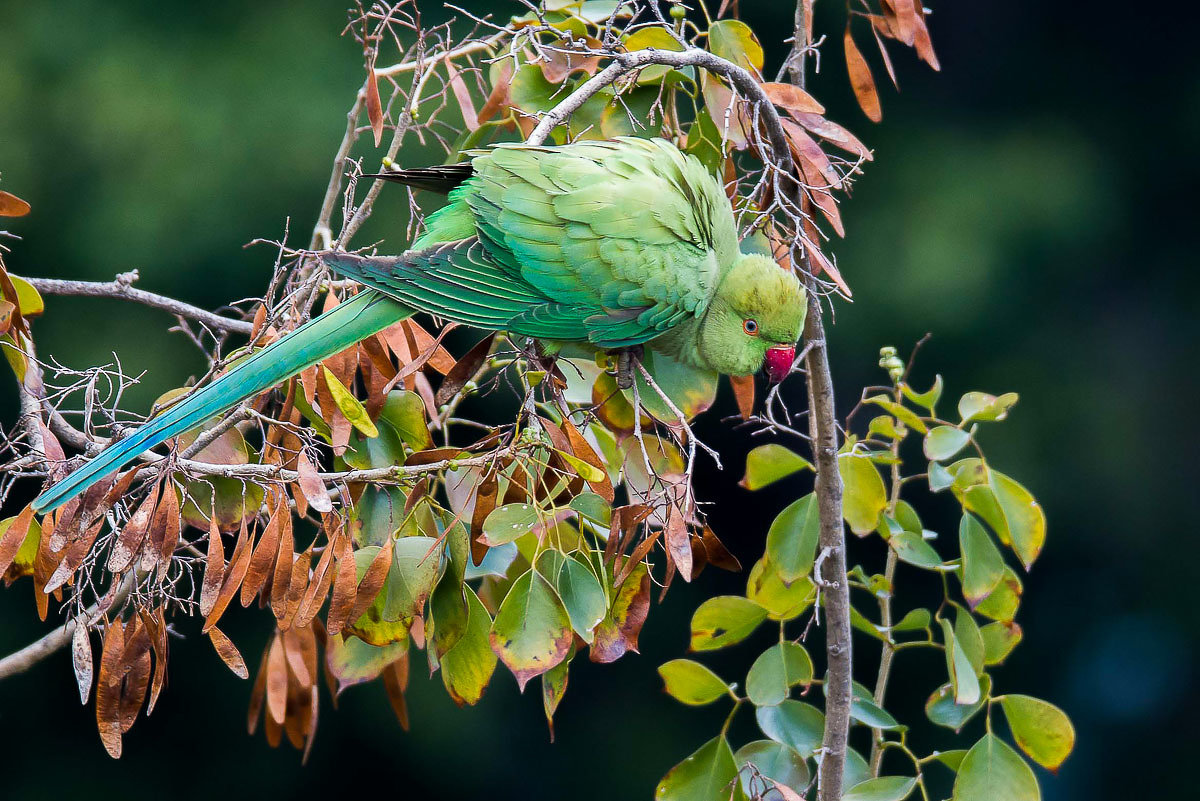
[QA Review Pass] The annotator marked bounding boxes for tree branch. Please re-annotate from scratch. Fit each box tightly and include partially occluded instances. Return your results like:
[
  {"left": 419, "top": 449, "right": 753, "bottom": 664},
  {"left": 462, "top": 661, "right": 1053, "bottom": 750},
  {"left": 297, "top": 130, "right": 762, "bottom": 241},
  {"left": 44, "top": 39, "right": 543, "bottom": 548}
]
[{"left": 24, "top": 273, "right": 253, "bottom": 336}]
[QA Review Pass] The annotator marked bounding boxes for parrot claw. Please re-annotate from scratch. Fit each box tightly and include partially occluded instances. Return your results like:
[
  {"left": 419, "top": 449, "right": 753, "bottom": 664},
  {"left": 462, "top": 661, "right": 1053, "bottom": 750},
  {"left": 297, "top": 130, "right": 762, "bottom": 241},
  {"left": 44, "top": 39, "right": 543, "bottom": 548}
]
[{"left": 614, "top": 346, "right": 643, "bottom": 391}]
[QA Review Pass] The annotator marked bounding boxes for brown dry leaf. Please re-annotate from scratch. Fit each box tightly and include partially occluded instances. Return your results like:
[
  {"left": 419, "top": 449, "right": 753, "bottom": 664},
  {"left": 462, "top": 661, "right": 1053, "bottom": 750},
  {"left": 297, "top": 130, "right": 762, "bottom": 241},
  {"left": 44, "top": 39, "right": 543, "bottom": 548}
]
[
  {"left": 295, "top": 526, "right": 339, "bottom": 629},
  {"left": 95, "top": 621, "right": 125, "bottom": 758},
  {"left": 760, "top": 81, "right": 825, "bottom": 115},
  {"left": 729, "top": 374, "right": 755, "bottom": 421},
  {"left": 782, "top": 119, "right": 840, "bottom": 188},
  {"left": 295, "top": 451, "right": 332, "bottom": 514},
  {"left": 72, "top": 621, "right": 94, "bottom": 704},
  {"left": 477, "top": 60, "right": 513, "bottom": 124},
  {"left": 664, "top": 502, "right": 693, "bottom": 582},
  {"left": 871, "top": 22, "right": 900, "bottom": 88},
  {"left": 281, "top": 546, "right": 312, "bottom": 629},
  {"left": 209, "top": 627, "right": 249, "bottom": 679},
  {"left": 119, "top": 631, "right": 151, "bottom": 733},
  {"left": 539, "top": 39, "right": 603, "bottom": 83},
  {"left": 844, "top": 28, "right": 882, "bottom": 122},
  {"left": 381, "top": 656, "right": 411, "bottom": 731},
  {"left": 199, "top": 513, "right": 225, "bottom": 617},
  {"left": 265, "top": 634, "right": 288, "bottom": 725},
  {"left": 443, "top": 56, "right": 479, "bottom": 131},
  {"left": 560, "top": 421, "right": 614, "bottom": 502},
  {"left": 889, "top": 0, "right": 920, "bottom": 45},
  {"left": 157, "top": 485, "right": 181, "bottom": 574},
  {"left": 301, "top": 685, "right": 320, "bottom": 764},
  {"left": 912, "top": 13, "right": 940, "bottom": 70},
  {"left": 141, "top": 607, "right": 169, "bottom": 714},
  {"left": 247, "top": 642, "right": 269, "bottom": 734},
  {"left": 434, "top": 333, "right": 494, "bottom": 407},
  {"left": 366, "top": 65, "right": 384, "bottom": 146},
  {"left": 282, "top": 629, "right": 313, "bottom": 687},
  {"left": 614, "top": 529, "right": 661, "bottom": 588},
  {"left": 0, "top": 503, "right": 35, "bottom": 576},
  {"left": 347, "top": 537, "right": 392, "bottom": 624},
  {"left": 0, "top": 190, "right": 31, "bottom": 217},
  {"left": 241, "top": 499, "right": 286, "bottom": 606},
  {"left": 793, "top": 112, "right": 872, "bottom": 161},
  {"left": 469, "top": 471, "right": 499, "bottom": 565},
  {"left": 202, "top": 517, "right": 253, "bottom": 632},
  {"left": 270, "top": 509, "right": 295, "bottom": 621},
  {"left": 326, "top": 535, "right": 357, "bottom": 636},
  {"left": 696, "top": 526, "right": 741, "bottom": 572}
]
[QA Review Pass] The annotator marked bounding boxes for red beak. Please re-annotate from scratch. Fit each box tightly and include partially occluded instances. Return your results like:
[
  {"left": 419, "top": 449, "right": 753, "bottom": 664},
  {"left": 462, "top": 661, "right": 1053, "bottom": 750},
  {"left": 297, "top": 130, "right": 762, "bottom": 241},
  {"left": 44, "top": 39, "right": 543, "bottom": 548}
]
[{"left": 763, "top": 346, "right": 796, "bottom": 384}]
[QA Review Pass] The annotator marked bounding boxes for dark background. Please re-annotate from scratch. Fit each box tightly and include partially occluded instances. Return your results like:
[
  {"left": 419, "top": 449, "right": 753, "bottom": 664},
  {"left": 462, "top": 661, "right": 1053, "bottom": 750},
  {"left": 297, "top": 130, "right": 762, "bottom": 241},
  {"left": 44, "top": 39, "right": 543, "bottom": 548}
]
[{"left": 1, "top": 1, "right": 1196, "bottom": 799}]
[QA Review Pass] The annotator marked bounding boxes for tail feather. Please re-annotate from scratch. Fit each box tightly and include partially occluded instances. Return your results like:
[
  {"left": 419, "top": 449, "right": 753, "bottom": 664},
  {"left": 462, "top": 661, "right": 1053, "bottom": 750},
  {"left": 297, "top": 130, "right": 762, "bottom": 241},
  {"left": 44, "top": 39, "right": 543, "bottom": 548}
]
[
  {"left": 33, "top": 290, "right": 411, "bottom": 513},
  {"left": 362, "top": 163, "right": 474, "bottom": 195}
]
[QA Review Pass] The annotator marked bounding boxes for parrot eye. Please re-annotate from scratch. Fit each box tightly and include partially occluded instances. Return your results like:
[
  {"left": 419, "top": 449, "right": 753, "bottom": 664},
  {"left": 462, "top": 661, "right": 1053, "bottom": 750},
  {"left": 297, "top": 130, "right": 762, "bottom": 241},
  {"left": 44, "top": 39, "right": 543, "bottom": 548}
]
[{"left": 743, "top": 319, "right": 759, "bottom": 336}]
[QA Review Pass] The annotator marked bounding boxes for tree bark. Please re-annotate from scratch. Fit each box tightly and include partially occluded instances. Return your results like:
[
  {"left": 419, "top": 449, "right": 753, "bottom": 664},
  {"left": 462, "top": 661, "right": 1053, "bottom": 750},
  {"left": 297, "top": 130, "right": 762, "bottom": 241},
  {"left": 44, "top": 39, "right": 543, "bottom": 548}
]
[{"left": 790, "top": 3, "right": 853, "bottom": 799}]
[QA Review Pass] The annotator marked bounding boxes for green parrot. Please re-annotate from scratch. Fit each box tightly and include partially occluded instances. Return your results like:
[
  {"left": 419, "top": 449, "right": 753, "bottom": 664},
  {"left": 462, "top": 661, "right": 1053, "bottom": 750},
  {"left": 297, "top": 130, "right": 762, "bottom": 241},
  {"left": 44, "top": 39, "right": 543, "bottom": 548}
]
[{"left": 34, "top": 137, "right": 806, "bottom": 513}]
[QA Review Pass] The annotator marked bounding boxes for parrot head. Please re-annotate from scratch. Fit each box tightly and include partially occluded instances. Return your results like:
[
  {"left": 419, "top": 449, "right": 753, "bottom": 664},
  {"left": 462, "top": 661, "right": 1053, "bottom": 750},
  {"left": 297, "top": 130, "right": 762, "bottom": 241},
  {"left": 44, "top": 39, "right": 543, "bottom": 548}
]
[{"left": 697, "top": 253, "right": 807, "bottom": 382}]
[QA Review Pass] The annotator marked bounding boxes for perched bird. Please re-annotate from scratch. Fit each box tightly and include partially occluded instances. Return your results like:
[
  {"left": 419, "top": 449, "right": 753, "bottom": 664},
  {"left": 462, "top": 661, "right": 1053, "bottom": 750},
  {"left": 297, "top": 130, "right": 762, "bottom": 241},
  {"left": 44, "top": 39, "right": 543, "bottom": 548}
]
[{"left": 34, "top": 137, "right": 806, "bottom": 513}]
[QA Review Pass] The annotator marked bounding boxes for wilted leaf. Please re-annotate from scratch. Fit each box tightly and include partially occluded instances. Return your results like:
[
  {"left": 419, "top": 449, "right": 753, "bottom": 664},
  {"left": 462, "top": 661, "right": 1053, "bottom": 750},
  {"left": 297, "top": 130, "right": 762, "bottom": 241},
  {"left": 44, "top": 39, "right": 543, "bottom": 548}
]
[
  {"left": 489, "top": 570, "right": 573, "bottom": 691},
  {"left": 761, "top": 81, "right": 825, "bottom": 115},
  {"left": 707, "top": 19, "right": 764, "bottom": 71},
  {"left": 590, "top": 562, "right": 650, "bottom": 663},
  {"left": 690, "top": 595, "right": 767, "bottom": 651},
  {"left": 366, "top": 66, "right": 383, "bottom": 146},
  {"left": 441, "top": 585, "right": 497, "bottom": 706},
  {"left": 325, "top": 632, "right": 407, "bottom": 695},
  {"left": 999, "top": 695, "right": 1075, "bottom": 771},
  {"left": 658, "top": 659, "right": 730, "bottom": 706}
]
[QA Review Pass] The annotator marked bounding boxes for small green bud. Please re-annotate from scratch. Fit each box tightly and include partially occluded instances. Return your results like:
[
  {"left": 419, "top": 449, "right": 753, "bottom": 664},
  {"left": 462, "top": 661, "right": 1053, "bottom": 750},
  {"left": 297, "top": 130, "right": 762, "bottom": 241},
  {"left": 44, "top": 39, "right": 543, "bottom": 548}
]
[{"left": 669, "top": 4, "right": 687, "bottom": 19}]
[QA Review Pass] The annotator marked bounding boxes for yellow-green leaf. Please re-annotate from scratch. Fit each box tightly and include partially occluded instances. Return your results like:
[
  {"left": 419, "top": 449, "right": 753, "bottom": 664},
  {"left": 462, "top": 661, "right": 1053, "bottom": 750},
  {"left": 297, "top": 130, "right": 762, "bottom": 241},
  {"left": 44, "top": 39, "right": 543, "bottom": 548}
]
[
  {"left": 952, "top": 734, "right": 1039, "bottom": 801},
  {"left": 322, "top": 365, "right": 378, "bottom": 437},
  {"left": 658, "top": 659, "right": 731, "bottom": 706},
  {"left": 689, "top": 595, "right": 767, "bottom": 651},
  {"left": 999, "top": 694, "right": 1075, "bottom": 771},
  {"left": 839, "top": 452, "right": 888, "bottom": 535},
  {"left": 741, "top": 444, "right": 813, "bottom": 491},
  {"left": 707, "top": 19, "right": 764, "bottom": 71}
]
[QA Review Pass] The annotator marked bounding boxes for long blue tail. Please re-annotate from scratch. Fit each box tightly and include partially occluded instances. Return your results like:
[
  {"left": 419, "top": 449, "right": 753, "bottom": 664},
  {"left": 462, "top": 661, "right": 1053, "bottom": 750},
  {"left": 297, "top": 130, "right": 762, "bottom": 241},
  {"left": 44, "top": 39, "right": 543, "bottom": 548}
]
[{"left": 33, "top": 289, "right": 411, "bottom": 513}]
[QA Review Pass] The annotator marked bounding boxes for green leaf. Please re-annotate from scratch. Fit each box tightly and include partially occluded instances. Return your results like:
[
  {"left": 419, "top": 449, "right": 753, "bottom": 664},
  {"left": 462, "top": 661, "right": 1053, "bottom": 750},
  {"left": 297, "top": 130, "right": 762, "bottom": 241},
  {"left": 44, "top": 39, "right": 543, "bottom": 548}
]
[
  {"left": 940, "top": 619, "right": 981, "bottom": 705},
  {"left": 344, "top": 390, "right": 430, "bottom": 467},
  {"left": 440, "top": 585, "right": 498, "bottom": 706},
  {"left": 844, "top": 776, "right": 918, "bottom": 801},
  {"left": 975, "top": 566, "right": 1022, "bottom": 622},
  {"left": 536, "top": 550, "right": 606, "bottom": 642},
  {"left": 741, "top": 444, "right": 812, "bottom": 491},
  {"left": 735, "top": 740, "right": 809, "bottom": 797},
  {"left": 959, "top": 514, "right": 1006, "bottom": 607},
  {"left": 324, "top": 634, "right": 406, "bottom": 694},
  {"left": 890, "top": 530, "right": 943, "bottom": 569},
  {"left": 382, "top": 535, "right": 442, "bottom": 622},
  {"left": 622, "top": 347, "right": 718, "bottom": 422},
  {"left": 684, "top": 108, "right": 726, "bottom": 176},
  {"left": 955, "top": 608, "right": 986, "bottom": 678},
  {"left": 926, "top": 675, "right": 991, "bottom": 731},
  {"left": 850, "top": 695, "right": 902, "bottom": 730},
  {"left": 658, "top": 659, "right": 731, "bottom": 706},
  {"left": 766, "top": 494, "right": 820, "bottom": 583},
  {"left": 839, "top": 453, "right": 888, "bottom": 536},
  {"left": 542, "top": 647, "right": 571, "bottom": 732},
  {"left": 509, "top": 62, "right": 560, "bottom": 114},
  {"left": 746, "top": 558, "right": 815, "bottom": 621},
  {"left": 958, "top": 391, "right": 1019, "bottom": 424},
  {"left": 902, "top": 375, "right": 943, "bottom": 411},
  {"left": 569, "top": 492, "right": 611, "bottom": 527},
  {"left": 894, "top": 500, "right": 922, "bottom": 533},
  {"left": 893, "top": 608, "right": 931, "bottom": 633},
  {"left": 655, "top": 736, "right": 739, "bottom": 801},
  {"left": 481, "top": 502, "right": 540, "bottom": 546},
  {"left": 932, "top": 750, "right": 969, "bottom": 771},
  {"left": 924, "top": 426, "right": 971, "bottom": 461},
  {"left": 928, "top": 461, "right": 954, "bottom": 492},
  {"left": 745, "top": 642, "right": 813, "bottom": 706},
  {"left": 755, "top": 700, "right": 825, "bottom": 757},
  {"left": 322, "top": 365, "right": 378, "bottom": 437},
  {"left": 707, "top": 19, "right": 764, "bottom": 71},
  {"left": 981, "top": 621, "right": 1023, "bottom": 665},
  {"left": 844, "top": 750, "right": 872, "bottom": 792},
  {"left": 999, "top": 695, "right": 1076, "bottom": 771},
  {"left": 489, "top": 570, "right": 574, "bottom": 691},
  {"left": 864, "top": 395, "right": 928, "bottom": 433},
  {"left": 429, "top": 523, "right": 469, "bottom": 659},
  {"left": 952, "top": 734, "right": 1040, "bottom": 801},
  {"left": 850, "top": 605, "right": 887, "bottom": 641},
  {"left": 689, "top": 595, "right": 768, "bottom": 651},
  {"left": 989, "top": 470, "right": 1046, "bottom": 569},
  {"left": 622, "top": 26, "right": 685, "bottom": 84},
  {"left": 868, "top": 415, "right": 904, "bottom": 440}
]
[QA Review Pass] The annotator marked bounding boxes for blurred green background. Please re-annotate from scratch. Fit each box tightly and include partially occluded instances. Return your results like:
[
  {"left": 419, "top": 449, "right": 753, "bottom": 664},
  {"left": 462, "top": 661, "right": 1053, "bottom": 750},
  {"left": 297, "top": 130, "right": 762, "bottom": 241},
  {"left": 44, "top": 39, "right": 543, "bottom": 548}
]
[{"left": 1, "top": 1, "right": 1196, "bottom": 799}]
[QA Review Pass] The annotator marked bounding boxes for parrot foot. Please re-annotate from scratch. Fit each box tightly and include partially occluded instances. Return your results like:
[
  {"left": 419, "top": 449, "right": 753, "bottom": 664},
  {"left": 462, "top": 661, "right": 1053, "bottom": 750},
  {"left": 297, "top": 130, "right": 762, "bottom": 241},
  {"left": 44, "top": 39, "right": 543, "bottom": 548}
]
[{"left": 615, "top": 346, "right": 644, "bottom": 391}]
